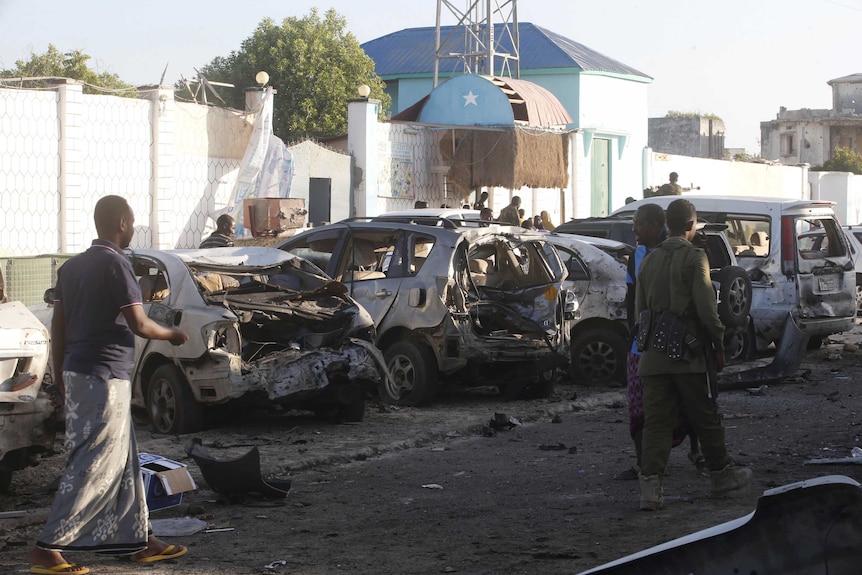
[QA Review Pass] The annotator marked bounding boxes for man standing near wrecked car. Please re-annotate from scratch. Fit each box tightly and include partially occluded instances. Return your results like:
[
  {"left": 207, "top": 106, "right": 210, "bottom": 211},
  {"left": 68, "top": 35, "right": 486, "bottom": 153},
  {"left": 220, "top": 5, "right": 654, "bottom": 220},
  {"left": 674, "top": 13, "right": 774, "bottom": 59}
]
[
  {"left": 635, "top": 198, "right": 751, "bottom": 511},
  {"left": 499, "top": 196, "right": 521, "bottom": 225},
  {"left": 617, "top": 203, "right": 705, "bottom": 481},
  {"left": 30, "top": 196, "right": 190, "bottom": 574},
  {"left": 199, "top": 214, "right": 235, "bottom": 248}
]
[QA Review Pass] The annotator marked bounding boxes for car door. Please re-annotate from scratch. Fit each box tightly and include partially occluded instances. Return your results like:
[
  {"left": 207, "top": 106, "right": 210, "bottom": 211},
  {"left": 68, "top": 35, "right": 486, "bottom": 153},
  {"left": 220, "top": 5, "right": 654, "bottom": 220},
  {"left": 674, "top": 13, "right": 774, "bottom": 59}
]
[
  {"left": 339, "top": 230, "right": 407, "bottom": 329},
  {"left": 284, "top": 226, "right": 407, "bottom": 328},
  {"left": 791, "top": 215, "right": 856, "bottom": 320},
  {"left": 553, "top": 244, "right": 591, "bottom": 303},
  {"left": 277, "top": 226, "right": 349, "bottom": 280}
]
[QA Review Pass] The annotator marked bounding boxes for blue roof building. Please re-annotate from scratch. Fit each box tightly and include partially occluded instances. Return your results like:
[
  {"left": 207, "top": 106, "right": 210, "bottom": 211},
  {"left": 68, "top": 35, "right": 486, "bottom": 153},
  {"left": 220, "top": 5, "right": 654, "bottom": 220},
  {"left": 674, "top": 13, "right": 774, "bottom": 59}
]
[
  {"left": 360, "top": 23, "right": 653, "bottom": 217},
  {"left": 361, "top": 22, "right": 651, "bottom": 128}
]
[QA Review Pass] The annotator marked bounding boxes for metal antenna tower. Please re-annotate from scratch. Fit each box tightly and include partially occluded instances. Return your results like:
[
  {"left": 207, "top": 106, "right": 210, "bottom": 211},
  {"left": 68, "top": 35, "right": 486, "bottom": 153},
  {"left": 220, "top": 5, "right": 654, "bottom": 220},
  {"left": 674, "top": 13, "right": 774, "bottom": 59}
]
[{"left": 434, "top": 0, "right": 520, "bottom": 87}]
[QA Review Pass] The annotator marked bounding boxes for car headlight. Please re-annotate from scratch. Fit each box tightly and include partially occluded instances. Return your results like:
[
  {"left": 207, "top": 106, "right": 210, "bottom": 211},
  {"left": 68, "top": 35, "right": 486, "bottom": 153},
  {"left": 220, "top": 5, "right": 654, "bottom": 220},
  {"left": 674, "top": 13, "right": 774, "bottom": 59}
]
[
  {"left": 204, "top": 321, "right": 241, "bottom": 353},
  {"left": 564, "top": 289, "right": 579, "bottom": 313}
]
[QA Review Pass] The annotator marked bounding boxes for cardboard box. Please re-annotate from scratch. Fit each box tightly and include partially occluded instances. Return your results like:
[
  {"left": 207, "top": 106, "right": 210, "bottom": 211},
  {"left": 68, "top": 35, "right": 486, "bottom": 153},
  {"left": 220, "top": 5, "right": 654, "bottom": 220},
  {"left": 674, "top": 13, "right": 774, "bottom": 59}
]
[
  {"left": 139, "top": 453, "right": 197, "bottom": 511},
  {"left": 243, "top": 198, "right": 307, "bottom": 237}
]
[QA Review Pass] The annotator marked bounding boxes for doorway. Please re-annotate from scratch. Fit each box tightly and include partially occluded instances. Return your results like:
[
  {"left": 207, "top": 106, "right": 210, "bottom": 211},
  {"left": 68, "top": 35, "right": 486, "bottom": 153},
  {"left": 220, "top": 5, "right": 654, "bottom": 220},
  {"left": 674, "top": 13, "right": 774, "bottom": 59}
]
[
  {"left": 590, "top": 138, "right": 611, "bottom": 217},
  {"left": 309, "top": 178, "right": 332, "bottom": 227}
]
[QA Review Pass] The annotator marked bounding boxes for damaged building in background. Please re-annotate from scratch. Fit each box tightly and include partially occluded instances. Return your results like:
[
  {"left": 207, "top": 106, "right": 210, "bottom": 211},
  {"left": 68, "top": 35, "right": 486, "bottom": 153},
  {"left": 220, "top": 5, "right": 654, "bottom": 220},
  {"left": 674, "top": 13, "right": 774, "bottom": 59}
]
[{"left": 761, "top": 73, "right": 862, "bottom": 166}]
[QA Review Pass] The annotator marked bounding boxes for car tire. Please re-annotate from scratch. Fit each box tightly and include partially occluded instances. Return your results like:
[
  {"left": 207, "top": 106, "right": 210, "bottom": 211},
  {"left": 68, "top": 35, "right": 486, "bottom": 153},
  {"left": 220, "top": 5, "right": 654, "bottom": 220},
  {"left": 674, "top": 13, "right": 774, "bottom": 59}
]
[
  {"left": 716, "top": 266, "right": 752, "bottom": 329},
  {"left": 723, "top": 322, "right": 754, "bottom": 362},
  {"left": 146, "top": 364, "right": 204, "bottom": 435},
  {"left": 807, "top": 335, "right": 824, "bottom": 351},
  {"left": 381, "top": 340, "right": 439, "bottom": 406},
  {"left": 570, "top": 328, "right": 627, "bottom": 386}
]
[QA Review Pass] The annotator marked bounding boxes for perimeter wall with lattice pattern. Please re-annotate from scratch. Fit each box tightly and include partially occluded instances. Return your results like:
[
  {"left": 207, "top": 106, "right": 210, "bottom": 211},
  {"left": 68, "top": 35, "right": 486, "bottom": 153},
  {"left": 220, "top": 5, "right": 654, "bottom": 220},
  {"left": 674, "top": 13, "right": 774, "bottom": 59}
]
[{"left": 0, "top": 80, "right": 252, "bottom": 258}]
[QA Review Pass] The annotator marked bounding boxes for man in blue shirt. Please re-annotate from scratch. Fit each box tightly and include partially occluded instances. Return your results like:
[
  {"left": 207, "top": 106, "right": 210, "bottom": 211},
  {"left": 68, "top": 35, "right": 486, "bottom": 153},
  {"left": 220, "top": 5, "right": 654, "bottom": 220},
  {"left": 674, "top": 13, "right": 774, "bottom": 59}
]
[{"left": 30, "top": 196, "right": 189, "bottom": 574}]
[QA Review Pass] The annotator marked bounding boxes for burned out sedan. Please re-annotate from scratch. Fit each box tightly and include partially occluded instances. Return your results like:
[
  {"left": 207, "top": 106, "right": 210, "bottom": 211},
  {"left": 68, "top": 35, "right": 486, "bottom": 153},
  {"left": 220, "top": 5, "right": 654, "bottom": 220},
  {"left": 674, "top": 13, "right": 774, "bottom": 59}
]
[{"left": 39, "top": 247, "right": 390, "bottom": 434}]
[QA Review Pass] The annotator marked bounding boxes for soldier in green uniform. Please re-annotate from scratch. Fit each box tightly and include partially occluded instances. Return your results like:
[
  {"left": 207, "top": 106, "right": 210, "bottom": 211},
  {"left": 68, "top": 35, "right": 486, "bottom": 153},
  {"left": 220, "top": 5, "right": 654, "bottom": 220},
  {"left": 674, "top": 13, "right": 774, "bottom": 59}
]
[
  {"left": 635, "top": 198, "right": 751, "bottom": 510},
  {"left": 656, "top": 172, "right": 683, "bottom": 196}
]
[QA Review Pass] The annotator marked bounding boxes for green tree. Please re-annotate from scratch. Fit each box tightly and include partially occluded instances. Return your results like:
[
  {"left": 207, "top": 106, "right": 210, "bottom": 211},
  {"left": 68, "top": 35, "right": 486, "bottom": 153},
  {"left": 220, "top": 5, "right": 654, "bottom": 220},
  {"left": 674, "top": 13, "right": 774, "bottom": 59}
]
[
  {"left": 1, "top": 44, "right": 136, "bottom": 96},
  {"left": 815, "top": 147, "right": 862, "bottom": 175},
  {"left": 195, "top": 9, "right": 390, "bottom": 140}
]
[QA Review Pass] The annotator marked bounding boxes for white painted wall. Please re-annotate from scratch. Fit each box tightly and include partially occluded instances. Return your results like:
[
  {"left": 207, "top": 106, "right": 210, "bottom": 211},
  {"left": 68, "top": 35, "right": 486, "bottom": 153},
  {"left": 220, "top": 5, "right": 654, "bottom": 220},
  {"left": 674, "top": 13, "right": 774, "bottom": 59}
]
[
  {"left": 285, "top": 140, "right": 352, "bottom": 224},
  {"left": 642, "top": 151, "right": 810, "bottom": 208},
  {"left": 577, "top": 75, "right": 650, "bottom": 212},
  {"left": 0, "top": 83, "right": 257, "bottom": 255},
  {"left": 809, "top": 171, "right": 862, "bottom": 225},
  {"left": 0, "top": 89, "right": 60, "bottom": 256}
]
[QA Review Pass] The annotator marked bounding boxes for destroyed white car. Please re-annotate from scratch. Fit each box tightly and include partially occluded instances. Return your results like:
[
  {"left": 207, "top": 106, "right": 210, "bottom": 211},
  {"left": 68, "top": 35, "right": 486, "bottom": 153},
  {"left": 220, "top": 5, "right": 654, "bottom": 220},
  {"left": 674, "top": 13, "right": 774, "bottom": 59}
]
[
  {"left": 0, "top": 299, "right": 55, "bottom": 492},
  {"left": 39, "top": 247, "right": 390, "bottom": 435},
  {"left": 543, "top": 233, "right": 630, "bottom": 385},
  {"left": 278, "top": 216, "right": 577, "bottom": 405}
]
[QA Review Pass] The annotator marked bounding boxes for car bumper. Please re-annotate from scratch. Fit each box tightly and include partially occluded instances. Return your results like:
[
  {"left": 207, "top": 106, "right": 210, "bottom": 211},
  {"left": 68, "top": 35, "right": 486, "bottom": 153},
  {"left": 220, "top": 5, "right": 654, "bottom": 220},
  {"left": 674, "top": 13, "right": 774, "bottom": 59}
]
[{"left": 796, "top": 315, "right": 854, "bottom": 336}]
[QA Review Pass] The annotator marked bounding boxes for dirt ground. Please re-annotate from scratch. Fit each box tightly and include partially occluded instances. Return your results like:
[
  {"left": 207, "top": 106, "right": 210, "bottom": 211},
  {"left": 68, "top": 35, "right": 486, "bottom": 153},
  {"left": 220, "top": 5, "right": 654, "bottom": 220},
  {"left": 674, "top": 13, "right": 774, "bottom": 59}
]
[{"left": 2, "top": 323, "right": 862, "bottom": 574}]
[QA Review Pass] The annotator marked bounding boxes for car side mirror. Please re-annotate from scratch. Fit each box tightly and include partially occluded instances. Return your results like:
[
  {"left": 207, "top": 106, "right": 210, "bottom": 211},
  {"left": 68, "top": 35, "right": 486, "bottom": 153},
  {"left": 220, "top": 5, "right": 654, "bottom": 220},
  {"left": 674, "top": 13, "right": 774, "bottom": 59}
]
[{"left": 43, "top": 288, "right": 55, "bottom": 304}]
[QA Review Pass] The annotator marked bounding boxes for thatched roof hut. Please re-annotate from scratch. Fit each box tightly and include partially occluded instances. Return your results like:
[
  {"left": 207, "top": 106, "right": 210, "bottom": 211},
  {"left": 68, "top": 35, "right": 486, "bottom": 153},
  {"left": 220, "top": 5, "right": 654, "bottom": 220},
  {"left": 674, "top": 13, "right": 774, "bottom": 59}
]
[
  {"left": 440, "top": 128, "right": 569, "bottom": 196},
  {"left": 392, "top": 74, "right": 572, "bottom": 195}
]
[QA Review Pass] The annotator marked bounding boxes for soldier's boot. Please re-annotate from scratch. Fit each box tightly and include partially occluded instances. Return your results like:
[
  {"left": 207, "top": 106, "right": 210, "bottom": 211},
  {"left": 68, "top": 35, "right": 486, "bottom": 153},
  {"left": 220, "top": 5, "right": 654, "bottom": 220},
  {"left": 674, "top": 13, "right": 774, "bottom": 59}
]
[
  {"left": 710, "top": 464, "right": 752, "bottom": 497},
  {"left": 638, "top": 473, "right": 663, "bottom": 511}
]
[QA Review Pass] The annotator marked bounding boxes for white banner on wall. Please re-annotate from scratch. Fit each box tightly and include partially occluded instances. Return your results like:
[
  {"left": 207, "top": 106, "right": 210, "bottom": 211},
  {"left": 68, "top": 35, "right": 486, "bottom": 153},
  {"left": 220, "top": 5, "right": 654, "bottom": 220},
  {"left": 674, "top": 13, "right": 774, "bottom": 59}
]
[{"left": 220, "top": 88, "right": 294, "bottom": 236}]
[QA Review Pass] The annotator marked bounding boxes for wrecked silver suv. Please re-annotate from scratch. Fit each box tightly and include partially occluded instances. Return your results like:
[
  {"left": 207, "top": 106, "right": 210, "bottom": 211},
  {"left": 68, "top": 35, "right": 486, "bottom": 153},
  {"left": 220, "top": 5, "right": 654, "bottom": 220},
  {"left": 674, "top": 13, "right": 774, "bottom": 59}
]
[{"left": 278, "top": 216, "right": 576, "bottom": 405}]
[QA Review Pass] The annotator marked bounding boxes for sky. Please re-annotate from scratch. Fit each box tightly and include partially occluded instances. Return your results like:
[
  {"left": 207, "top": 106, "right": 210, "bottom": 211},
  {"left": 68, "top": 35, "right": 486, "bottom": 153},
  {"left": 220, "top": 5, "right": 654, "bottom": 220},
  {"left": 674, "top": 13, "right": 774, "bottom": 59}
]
[{"left": 2, "top": 0, "right": 862, "bottom": 153}]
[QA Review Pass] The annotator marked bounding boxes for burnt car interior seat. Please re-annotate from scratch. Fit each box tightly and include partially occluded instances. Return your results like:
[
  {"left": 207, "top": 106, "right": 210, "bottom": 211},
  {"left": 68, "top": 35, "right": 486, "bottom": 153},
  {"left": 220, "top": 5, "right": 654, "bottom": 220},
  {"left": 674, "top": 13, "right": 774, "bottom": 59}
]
[
  {"left": 139, "top": 273, "right": 169, "bottom": 301},
  {"left": 469, "top": 258, "right": 489, "bottom": 286},
  {"left": 345, "top": 240, "right": 385, "bottom": 282},
  {"left": 750, "top": 231, "right": 769, "bottom": 256}
]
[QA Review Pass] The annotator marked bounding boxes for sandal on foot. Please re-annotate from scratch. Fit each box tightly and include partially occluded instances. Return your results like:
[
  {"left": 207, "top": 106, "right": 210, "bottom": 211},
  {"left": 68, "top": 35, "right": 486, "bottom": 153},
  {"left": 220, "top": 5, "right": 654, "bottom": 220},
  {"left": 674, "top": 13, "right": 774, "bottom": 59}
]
[
  {"left": 133, "top": 544, "right": 187, "bottom": 563},
  {"left": 29, "top": 564, "right": 89, "bottom": 575}
]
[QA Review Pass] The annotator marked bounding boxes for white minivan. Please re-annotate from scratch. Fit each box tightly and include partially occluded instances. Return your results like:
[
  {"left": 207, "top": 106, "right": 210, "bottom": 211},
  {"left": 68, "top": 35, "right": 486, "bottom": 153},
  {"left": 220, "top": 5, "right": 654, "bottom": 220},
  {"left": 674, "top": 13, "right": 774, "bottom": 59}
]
[{"left": 612, "top": 197, "right": 856, "bottom": 353}]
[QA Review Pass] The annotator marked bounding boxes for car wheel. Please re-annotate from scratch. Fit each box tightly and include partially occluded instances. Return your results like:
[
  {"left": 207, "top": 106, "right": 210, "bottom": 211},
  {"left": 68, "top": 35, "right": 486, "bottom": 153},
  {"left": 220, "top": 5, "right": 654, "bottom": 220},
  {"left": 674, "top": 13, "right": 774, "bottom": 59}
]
[
  {"left": 807, "top": 335, "right": 824, "bottom": 351},
  {"left": 146, "top": 364, "right": 204, "bottom": 435},
  {"left": 381, "top": 340, "right": 439, "bottom": 406},
  {"left": 716, "top": 266, "right": 752, "bottom": 329},
  {"left": 855, "top": 279, "right": 862, "bottom": 315},
  {"left": 723, "top": 323, "right": 754, "bottom": 362},
  {"left": 570, "top": 328, "right": 627, "bottom": 386}
]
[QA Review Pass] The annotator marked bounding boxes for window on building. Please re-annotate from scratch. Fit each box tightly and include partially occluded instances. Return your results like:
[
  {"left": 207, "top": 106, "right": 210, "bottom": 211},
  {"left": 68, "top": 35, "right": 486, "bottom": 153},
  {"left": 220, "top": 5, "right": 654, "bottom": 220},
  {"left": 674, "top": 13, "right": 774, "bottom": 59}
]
[{"left": 780, "top": 133, "right": 795, "bottom": 156}]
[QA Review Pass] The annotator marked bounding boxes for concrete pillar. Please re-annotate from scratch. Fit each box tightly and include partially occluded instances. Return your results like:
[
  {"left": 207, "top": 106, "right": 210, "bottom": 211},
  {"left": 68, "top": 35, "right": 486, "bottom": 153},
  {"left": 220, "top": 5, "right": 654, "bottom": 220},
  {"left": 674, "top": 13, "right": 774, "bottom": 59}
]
[
  {"left": 347, "top": 98, "right": 381, "bottom": 218},
  {"left": 143, "top": 86, "right": 177, "bottom": 248},
  {"left": 245, "top": 87, "right": 274, "bottom": 117},
  {"left": 52, "top": 79, "right": 85, "bottom": 253}
]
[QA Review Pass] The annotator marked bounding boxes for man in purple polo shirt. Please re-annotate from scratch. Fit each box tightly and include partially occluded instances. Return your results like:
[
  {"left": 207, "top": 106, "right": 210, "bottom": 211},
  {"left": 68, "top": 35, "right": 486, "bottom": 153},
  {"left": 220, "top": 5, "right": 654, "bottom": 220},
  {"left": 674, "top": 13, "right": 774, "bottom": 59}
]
[{"left": 30, "top": 196, "right": 190, "bottom": 575}]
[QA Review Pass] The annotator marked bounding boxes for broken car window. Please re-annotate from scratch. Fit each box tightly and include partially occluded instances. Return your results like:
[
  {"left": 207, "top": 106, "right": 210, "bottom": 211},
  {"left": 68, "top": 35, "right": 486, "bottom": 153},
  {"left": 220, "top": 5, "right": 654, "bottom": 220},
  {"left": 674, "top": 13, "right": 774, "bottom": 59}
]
[{"left": 797, "top": 218, "right": 847, "bottom": 259}]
